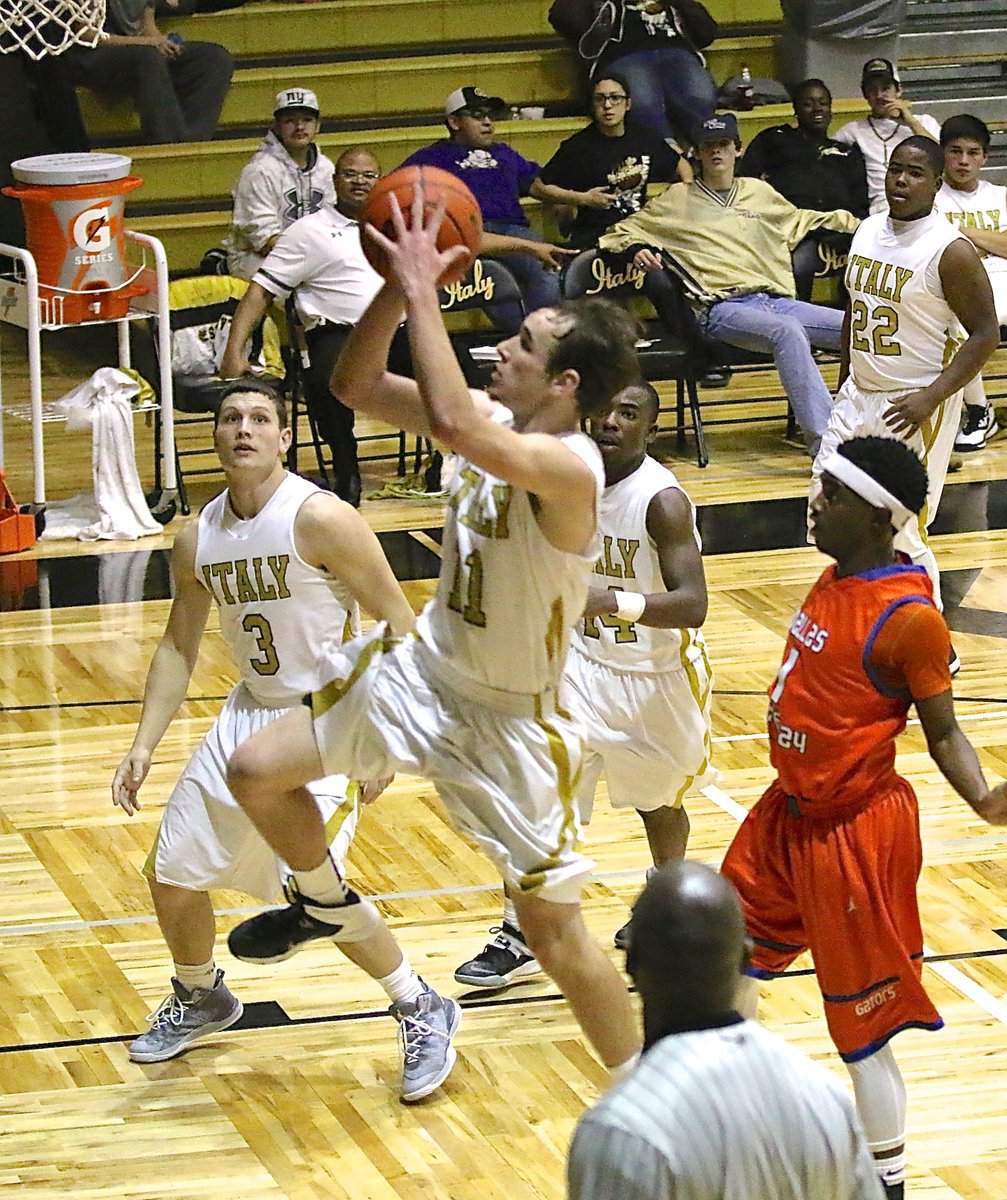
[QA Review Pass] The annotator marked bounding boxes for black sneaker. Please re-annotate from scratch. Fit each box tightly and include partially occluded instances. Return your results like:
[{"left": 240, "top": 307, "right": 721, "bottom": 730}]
[
  {"left": 949, "top": 644, "right": 961, "bottom": 677},
  {"left": 613, "top": 919, "right": 632, "bottom": 951},
  {"left": 453, "top": 922, "right": 541, "bottom": 989},
  {"left": 227, "top": 882, "right": 378, "bottom": 964},
  {"left": 954, "top": 404, "right": 996, "bottom": 452}
]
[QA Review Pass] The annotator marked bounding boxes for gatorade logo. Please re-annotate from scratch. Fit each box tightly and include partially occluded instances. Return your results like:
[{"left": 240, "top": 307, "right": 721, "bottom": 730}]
[{"left": 71, "top": 206, "right": 112, "bottom": 253}]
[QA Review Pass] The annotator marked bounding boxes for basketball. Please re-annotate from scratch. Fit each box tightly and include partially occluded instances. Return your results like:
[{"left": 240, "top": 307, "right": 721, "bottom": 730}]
[{"left": 361, "top": 165, "right": 483, "bottom": 286}]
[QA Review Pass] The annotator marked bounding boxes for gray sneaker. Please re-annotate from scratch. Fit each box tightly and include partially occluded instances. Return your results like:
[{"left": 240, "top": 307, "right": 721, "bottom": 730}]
[
  {"left": 390, "top": 982, "right": 461, "bottom": 1103},
  {"left": 128, "top": 969, "right": 243, "bottom": 1063}
]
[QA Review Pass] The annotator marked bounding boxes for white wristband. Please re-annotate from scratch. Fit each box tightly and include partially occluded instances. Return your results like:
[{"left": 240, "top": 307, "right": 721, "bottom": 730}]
[{"left": 614, "top": 591, "right": 646, "bottom": 623}]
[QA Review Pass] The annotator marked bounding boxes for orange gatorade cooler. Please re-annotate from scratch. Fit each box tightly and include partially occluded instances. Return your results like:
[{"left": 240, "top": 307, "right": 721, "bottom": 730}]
[{"left": 2, "top": 153, "right": 147, "bottom": 324}]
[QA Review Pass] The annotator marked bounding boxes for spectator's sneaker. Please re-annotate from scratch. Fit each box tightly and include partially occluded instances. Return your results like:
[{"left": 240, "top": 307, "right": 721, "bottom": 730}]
[
  {"left": 954, "top": 404, "right": 996, "bottom": 452},
  {"left": 949, "top": 645, "right": 961, "bottom": 677},
  {"left": 391, "top": 982, "right": 461, "bottom": 1102},
  {"left": 453, "top": 922, "right": 541, "bottom": 989},
  {"left": 227, "top": 881, "right": 379, "bottom": 964},
  {"left": 613, "top": 919, "right": 632, "bottom": 951},
  {"left": 128, "top": 970, "right": 242, "bottom": 1063}
]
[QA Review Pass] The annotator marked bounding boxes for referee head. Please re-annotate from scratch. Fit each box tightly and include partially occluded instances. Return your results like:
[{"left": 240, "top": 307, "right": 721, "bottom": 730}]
[{"left": 627, "top": 861, "right": 748, "bottom": 1046}]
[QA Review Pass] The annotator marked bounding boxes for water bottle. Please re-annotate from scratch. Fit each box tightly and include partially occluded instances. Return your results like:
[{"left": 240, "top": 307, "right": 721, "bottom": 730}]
[{"left": 738, "top": 65, "right": 754, "bottom": 111}]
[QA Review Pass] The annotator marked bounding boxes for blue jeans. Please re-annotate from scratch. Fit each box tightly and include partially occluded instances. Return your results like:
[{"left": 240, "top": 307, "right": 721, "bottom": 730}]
[
  {"left": 483, "top": 221, "right": 563, "bottom": 332},
  {"left": 606, "top": 47, "right": 717, "bottom": 145},
  {"left": 701, "top": 293, "right": 844, "bottom": 453}
]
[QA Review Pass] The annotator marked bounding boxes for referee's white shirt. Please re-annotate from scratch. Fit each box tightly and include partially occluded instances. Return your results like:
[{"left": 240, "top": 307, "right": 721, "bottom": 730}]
[
  {"left": 252, "top": 206, "right": 382, "bottom": 330},
  {"left": 568, "top": 1019, "right": 883, "bottom": 1200}
]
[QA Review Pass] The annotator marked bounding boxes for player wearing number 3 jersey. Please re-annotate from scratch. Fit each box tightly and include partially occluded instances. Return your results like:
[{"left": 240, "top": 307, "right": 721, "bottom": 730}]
[
  {"left": 811, "top": 136, "right": 999, "bottom": 614},
  {"left": 723, "top": 436, "right": 1007, "bottom": 1200},
  {"left": 112, "top": 381, "right": 462, "bottom": 1102}
]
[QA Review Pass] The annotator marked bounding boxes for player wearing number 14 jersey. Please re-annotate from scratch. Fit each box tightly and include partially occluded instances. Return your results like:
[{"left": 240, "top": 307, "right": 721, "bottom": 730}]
[
  {"left": 811, "top": 136, "right": 999, "bottom": 616},
  {"left": 723, "top": 436, "right": 1007, "bottom": 1200}
]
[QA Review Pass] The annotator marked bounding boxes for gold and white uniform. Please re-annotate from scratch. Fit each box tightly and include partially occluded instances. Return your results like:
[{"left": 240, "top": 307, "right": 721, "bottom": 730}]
[
  {"left": 146, "top": 473, "right": 359, "bottom": 902},
  {"left": 311, "top": 406, "right": 604, "bottom": 903},
  {"left": 812, "top": 212, "right": 969, "bottom": 592},
  {"left": 563, "top": 457, "right": 715, "bottom": 816}
]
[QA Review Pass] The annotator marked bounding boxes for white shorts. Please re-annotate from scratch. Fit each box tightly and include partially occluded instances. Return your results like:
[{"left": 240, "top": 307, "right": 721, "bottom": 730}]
[
  {"left": 145, "top": 683, "right": 358, "bottom": 903},
  {"left": 811, "top": 376, "right": 962, "bottom": 562},
  {"left": 562, "top": 646, "right": 715, "bottom": 820},
  {"left": 310, "top": 626, "right": 591, "bottom": 904}
]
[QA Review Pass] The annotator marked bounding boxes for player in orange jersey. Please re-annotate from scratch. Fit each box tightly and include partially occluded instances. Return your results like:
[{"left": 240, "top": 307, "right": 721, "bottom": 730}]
[{"left": 721, "top": 435, "right": 1007, "bottom": 1200}]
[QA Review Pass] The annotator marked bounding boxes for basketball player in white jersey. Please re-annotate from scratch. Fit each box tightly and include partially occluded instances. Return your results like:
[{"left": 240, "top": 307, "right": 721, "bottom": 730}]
[
  {"left": 568, "top": 862, "right": 883, "bottom": 1200},
  {"left": 223, "top": 188, "right": 644, "bottom": 1080},
  {"left": 935, "top": 114, "right": 1007, "bottom": 452},
  {"left": 811, "top": 136, "right": 999, "bottom": 622},
  {"left": 113, "top": 380, "right": 460, "bottom": 1104},
  {"left": 455, "top": 382, "right": 714, "bottom": 988}
]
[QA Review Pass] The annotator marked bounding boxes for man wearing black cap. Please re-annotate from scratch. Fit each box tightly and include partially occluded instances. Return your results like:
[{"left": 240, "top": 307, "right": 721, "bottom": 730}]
[
  {"left": 601, "top": 112, "right": 860, "bottom": 456},
  {"left": 401, "top": 86, "right": 574, "bottom": 328},
  {"left": 834, "top": 58, "right": 939, "bottom": 214}
]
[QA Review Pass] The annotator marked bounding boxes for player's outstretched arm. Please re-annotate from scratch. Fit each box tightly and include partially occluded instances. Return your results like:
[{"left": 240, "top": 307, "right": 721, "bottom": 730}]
[
  {"left": 112, "top": 522, "right": 212, "bottom": 815},
  {"left": 916, "top": 690, "right": 1007, "bottom": 825},
  {"left": 295, "top": 493, "right": 415, "bottom": 637},
  {"left": 584, "top": 487, "right": 708, "bottom": 628}
]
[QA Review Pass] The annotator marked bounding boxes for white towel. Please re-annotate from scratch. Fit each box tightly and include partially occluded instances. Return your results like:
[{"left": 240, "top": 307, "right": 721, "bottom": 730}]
[{"left": 41, "top": 367, "right": 162, "bottom": 542}]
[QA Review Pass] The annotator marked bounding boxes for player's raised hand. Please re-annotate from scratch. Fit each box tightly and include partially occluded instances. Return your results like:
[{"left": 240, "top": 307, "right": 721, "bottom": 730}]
[
  {"left": 364, "top": 184, "right": 469, "bottom": 296},
  {"left": 974, "top": 781, "right": 1007, "bottom": 825},
  {"left": 112, "top": 749, "right": 151, "bottom": 816}
]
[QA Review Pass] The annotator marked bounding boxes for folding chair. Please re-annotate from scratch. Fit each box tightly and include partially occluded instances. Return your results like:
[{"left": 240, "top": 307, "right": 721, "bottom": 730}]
[{"left": 138, "top": 275, "right": 285, "bottom": 514}]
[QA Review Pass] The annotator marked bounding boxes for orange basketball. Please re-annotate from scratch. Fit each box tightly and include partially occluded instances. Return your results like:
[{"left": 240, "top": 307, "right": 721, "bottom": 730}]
[{"left": 361, "top": 165, "right": 483, "bottom": 286}]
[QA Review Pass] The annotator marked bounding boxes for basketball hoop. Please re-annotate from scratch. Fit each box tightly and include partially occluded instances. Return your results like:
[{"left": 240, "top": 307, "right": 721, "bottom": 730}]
[{"left": 0, "top": 0, "right": 106, "bottom": 61}]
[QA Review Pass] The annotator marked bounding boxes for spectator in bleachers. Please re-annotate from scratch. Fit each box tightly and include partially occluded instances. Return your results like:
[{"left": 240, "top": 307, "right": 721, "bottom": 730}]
[
  {"left": 548, "top": 0, "right": 718, "bottom": 149},
  {"left": 533, "top": 71, "right": 691, "bottom": 250},
  {"left": 402, "top": 86, "right": 574, "bottom": 330},
  {"left": 225, "top": 87, "right": 336, "bottom": 281},
  {"left": 739, "top": 79, "right": 869, "bottom": 302},
  {"left": 600, "top": 112, "right": 860, "bottom": 456},
  {"left": 833, "top": 58, "right": 939, "bottom": 214},
  {"left": 935, "top": 113, "right": 1007, "bottom": 453},
  {"left": 62, "top": 0, "right": 233, "bottom": 144},
  {"left": 219, "top": 147, "right": 406, "bottom": 506}
]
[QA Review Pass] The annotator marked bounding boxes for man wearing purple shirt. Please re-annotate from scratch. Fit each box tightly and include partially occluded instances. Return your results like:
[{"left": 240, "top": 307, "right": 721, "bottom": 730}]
[{"left": 402, "top": 86, "right": 573, "bottom": 328}]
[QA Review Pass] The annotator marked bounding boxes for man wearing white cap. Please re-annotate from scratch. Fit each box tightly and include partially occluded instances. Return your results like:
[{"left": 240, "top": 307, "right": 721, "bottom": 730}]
[
  {"left": 722, "top": 434, "right": 1007, "bottom": 1200},
  {"left": 226, "top": 87, "right": 336, "bottom": 280}
]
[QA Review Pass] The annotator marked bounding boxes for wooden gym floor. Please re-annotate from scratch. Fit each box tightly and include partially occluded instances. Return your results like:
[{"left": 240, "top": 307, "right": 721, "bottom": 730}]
[{"left": 2, "top": 325, "right": 1007, "bottom": 1198}]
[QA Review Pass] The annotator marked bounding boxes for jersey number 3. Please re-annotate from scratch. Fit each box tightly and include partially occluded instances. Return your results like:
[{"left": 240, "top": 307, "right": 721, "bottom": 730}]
[{"left": 242, "top": 613, "right": 280, "bottom": 676}]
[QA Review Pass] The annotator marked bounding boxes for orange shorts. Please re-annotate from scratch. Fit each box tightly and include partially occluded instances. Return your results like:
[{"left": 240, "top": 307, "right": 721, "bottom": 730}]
[{"left": 721, "top": 778, "right": 943, "bottom": 1062}]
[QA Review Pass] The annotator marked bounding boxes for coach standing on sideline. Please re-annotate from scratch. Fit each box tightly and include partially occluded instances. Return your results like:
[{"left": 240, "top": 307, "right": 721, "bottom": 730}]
[{"left": 567, "top": 861, "right": 884, "bottom": 1200}]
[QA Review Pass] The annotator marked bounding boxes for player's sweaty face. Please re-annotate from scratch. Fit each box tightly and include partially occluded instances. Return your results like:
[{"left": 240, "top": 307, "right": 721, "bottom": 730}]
[
  {"left": 490, "top": 308, "right": 566, "bottom": 413},
  {"left": 214, "top": 397, "right": 288, "bottom": 467},
  {"left": 589, "top": 395, "right": 653, "bottom": 467},
  {"left": 885, "top": 146, "right": 940, "bottom": 219}
]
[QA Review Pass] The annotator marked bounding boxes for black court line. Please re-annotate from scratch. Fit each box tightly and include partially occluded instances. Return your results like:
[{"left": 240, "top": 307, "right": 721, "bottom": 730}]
[
  {"left": 3, "top": 695, "right": 231, "bottom": 715},
  {"left": 4, "top": 943, "right": 1007, "bottom": 1058}
]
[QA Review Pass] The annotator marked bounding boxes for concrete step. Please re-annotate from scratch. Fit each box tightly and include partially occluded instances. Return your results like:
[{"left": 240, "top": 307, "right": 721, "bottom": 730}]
[{"left": 900, "top": 26, "right": 1007, "bottom": 61}]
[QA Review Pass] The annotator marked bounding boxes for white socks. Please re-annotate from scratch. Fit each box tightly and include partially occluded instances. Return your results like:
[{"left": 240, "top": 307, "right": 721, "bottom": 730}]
[
  {"left": 294, "top": 852, "right": 351, "bottom": 913},
  {"left": 377, "top": 958, "right": 425, "bottom": 1007},
  {"left": 503, "top": 896, "right": 520, "bottom": 933},
  {"left": 174, "top": 957, "right": 217, "bottom": 993},
  {"left": 846, "top": 1043, "right": 907, "bottom": 1189}
]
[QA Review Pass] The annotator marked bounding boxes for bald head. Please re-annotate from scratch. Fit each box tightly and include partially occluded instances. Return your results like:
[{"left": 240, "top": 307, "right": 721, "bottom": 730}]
[{"left": 627, "top": 862, "right": 747, "bottom": 1027}]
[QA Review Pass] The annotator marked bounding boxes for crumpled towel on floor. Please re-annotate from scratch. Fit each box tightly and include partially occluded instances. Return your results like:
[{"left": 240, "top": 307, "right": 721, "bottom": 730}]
[{"left": 40, "top": 367, "right": 163, "bottom": 542}]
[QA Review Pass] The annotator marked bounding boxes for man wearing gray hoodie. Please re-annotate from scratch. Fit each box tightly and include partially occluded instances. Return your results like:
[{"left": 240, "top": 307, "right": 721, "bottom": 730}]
[{"left": 226, "top": 86, "right": 336, "bottom": 280}]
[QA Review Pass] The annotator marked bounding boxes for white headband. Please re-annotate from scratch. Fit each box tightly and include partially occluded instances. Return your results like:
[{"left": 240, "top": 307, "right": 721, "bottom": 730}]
[{"left": 820, "top": 452, "right": 916, "bottom": 530}]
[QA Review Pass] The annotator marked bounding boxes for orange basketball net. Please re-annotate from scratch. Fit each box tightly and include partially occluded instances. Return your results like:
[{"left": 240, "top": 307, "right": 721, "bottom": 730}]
[{"left": 0, "top": 0, "right": 106, "bottom": 60}]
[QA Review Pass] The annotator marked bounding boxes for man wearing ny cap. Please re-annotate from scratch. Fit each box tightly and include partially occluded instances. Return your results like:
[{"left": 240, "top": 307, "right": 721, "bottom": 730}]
[
  {"left": 402, "top": 86, "right": 574, "bottom": 328},
  {"left": 226, "top": 87, "right": 336, "bottom": 281},
  {"left": 834, "top": 59, "right": 939, "bottom": 214},
  {"left": 601, "top": 111, "right": 860, "bottom": 455},
  {"left": 721, "top": 434, "right": 1007, "bottom": 1200}
]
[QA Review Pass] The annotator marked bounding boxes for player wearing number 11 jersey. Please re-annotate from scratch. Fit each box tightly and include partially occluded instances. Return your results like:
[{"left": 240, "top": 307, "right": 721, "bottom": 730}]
[{"left": 811, "top": 136, "right": 999, "bottom": 614}]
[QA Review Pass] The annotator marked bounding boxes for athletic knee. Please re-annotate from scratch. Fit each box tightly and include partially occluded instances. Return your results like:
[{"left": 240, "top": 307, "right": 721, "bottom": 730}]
[
  {"left": 226, "top": 741, "right": 269, "bottom": 808},
  {"left": 518, "top": 906, "right": 588, "bottom": 972}
]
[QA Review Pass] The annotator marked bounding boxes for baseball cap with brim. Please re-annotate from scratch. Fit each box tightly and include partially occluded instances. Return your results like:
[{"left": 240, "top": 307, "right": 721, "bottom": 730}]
[
  {"left": 445, "top": 86, "right": 506, "bottom": 117},
  {"left": 861, "top": 58, "right": 900, "bottom": 87},
  {"left": 692, "top": 112, "right": 740, "bottom": 146},
  {"left": 274, "top": 87, "right": 320, "bottom": 116}
]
